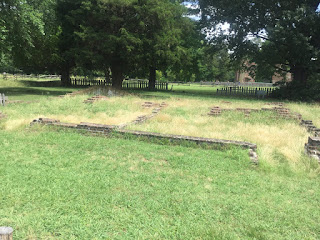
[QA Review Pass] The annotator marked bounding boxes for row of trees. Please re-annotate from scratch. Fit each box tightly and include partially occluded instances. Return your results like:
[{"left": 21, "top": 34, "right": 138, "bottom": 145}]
[
  {"left": 2, "top": 0, "right": 318, "bottom": 97},
  {"left": 0, "top": 0, "right": 235, "bottom": 88}
]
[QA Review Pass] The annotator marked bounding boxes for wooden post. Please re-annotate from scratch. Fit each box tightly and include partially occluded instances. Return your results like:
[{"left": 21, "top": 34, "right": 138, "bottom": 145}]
[
  {"left": 0, "top": 227, "right": 13, "bottom": 240},
  {"left": 0, "top": 93, "right": 7, "bottom": 106}
]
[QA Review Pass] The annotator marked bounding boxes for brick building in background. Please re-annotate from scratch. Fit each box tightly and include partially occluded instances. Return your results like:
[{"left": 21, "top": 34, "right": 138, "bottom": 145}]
[{"left": 235, "top": 64, "right": 292, "bottom": 84}]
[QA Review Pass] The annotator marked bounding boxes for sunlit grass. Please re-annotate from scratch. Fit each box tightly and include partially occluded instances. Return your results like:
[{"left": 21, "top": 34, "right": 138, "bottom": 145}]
[
  {"left": 1, "top": 79, "right": 320, "bottom": 171},
  {"left": 1, "top": 83, "right": 319, "bottom": 171},
  {"left": 1, "top": 95, "right": 153, "bottom": 130},
  {"left": 127, "top": 97, "right": 315, "bottom": 170},
  {"left": 0, "top": 130, "right": 319, "bottom": 239},
  {"left": 289, "top": 102, "right": 320, "bottom": 127},
  {"left": 1, "top": 79, "right": 320, "bottom": 239}
]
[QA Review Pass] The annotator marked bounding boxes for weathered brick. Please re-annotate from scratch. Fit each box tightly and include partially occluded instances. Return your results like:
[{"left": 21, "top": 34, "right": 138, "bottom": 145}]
[{"left": 308, "top": 137, "right": 320, "bottom": 146}]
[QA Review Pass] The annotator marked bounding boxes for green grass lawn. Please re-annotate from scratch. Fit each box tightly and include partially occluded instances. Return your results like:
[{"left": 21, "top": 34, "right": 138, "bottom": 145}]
[
  {"left": 1, "top": 130, "right": 320, "bottom": 239},
  {"left": 1, "top": 77, "right": 320, "bottom": 239},
  {"left": 135, "top": 83, "right": 275, "bottom": 99}
]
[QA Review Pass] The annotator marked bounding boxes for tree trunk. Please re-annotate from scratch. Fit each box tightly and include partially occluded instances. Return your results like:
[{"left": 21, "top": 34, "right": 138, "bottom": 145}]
[
  {"left": 291, "top": 66, "right": 308, "bottom": 86},
  {"left": 149, "top": 67, "right": 156, "bottom": 90},
  {"left": 104, "top": 68, "right": 110, "bottom": 82},
  {"left": 61, "top": 65, "right": 71, "bottom": 87},
  {"left": 111, "top": 64, "right": 123, "bottom": 89}
]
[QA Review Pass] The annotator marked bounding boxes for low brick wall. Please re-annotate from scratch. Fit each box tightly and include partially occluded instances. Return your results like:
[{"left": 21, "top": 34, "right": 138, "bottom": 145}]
[
  {"left": 266, "top": 102, "right": 285, "bottom": 107},
  {"left": 57, "top": 86, "right": 99, "bottom": 98},
  {"left": 205, "top": 105, "right": 320, "bottom": 163},
  {"left": 31, "top": 117, "right": 259, "bottom": 164},
  {"left": 83, "top": 95, "right": 109, "bottom": 104},
  {"left": 301, "top": 120, "right": 320, "bottom": 163},
  {"left": 208, "top": 106, "right": 302, "bottom": 120},
  {"left": 301, "top": 120, "right": 320, "bottom": 136},
  {"left": 305, "top": 137, "right": 320, "bottom": 163},
  {"left": 118, "top": 102, "right": 168, "bottom": 129}
]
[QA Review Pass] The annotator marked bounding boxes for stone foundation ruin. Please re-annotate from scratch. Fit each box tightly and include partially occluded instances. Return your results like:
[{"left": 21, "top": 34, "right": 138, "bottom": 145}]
[
  {"left": 305, "top": 137, "right": 320, "bottom": 163},
  {"left": 207, "top": 102, "right": 320, "bottom": 163},
  {"left": 208, "top": 102, "right": 302, "bottom": 120},
  {"left": 31, "top": 117, "right": 259, "bottom": 164}
]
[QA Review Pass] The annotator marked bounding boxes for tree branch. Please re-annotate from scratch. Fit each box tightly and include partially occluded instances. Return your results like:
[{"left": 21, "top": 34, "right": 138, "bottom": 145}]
[
  {"left": 274, "top": 65, "right": 291, "bottom": 73},
  {"left": 252, "top": 33, "right": 289, "bottom": 47}
]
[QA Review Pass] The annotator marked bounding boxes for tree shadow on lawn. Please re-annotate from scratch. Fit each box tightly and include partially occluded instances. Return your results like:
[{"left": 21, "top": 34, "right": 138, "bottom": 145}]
[
  {"left": 0, "top": 80, "right": 88, "bottom": 99},
  {"left": 21, "top": 80, "right": 87, "bottom": 88},
  {"left": 22, "top": 80, "right": 62, "bottom": 87},
  {"left": 0, "top": 87, "right": 73, "bottom": 98},
  {"left": 131, "top": 88, "right": 274, "bottom": 102}
]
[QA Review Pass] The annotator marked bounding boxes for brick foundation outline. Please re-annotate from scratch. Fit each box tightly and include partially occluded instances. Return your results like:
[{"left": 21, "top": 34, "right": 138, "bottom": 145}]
[{"left": 31, "top": 118, "right": 259, "bottom": 164}]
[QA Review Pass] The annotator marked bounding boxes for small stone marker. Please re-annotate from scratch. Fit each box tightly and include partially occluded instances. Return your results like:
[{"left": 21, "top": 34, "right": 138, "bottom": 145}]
[{"left": 0, "top": 226, "right": 13, "bottom": 240}]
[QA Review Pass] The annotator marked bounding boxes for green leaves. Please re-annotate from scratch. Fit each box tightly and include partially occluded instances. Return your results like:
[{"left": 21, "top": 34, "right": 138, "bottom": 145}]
[
  {"left": 0, "top": 0, "right": 61, "bottom": 73},
  {"left": 199, "top": 0, "right": 320, "bottom": 87}
]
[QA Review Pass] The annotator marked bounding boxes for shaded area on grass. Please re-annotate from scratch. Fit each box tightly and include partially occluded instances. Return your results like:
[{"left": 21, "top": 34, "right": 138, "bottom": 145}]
[
  {"left": 0, "top": 78, "right": 83, "bottom": 101},
  {"left": 0, "top": 87, "right": 73, "bottom": 98},
  {"left": 132, "top": 84, "right": 276, "bottom": 102}
]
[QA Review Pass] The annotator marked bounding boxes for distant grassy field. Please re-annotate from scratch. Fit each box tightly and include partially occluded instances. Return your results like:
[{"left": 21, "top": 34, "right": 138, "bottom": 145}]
[{"left": 1, "top": 77, "right": 320, "bottom": 239}]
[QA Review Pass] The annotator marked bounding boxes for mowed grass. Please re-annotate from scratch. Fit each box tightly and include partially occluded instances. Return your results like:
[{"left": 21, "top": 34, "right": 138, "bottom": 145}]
[
  {"left": 1, "top": 129, "right": 320, "bottom": 239},
  {"left": 1, "top": 78, "right": 320, "bottom": 238}
]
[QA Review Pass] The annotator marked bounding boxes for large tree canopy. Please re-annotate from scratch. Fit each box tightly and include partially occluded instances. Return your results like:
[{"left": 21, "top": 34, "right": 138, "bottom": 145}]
[
  {"left": 1, "top": 0, "right": 237, "bottom": 86},
  {"left": 198, "top": 0, "right": 320, "bottom": 85},
  {"left": 58, "top": 0, "right": 194, "bottom": 88},
  {"left": 0, "top": 0, "right": 59, "bottom": 73},
  {"left": 135, "top": 0, "right": 193, "bottom": 89}
]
